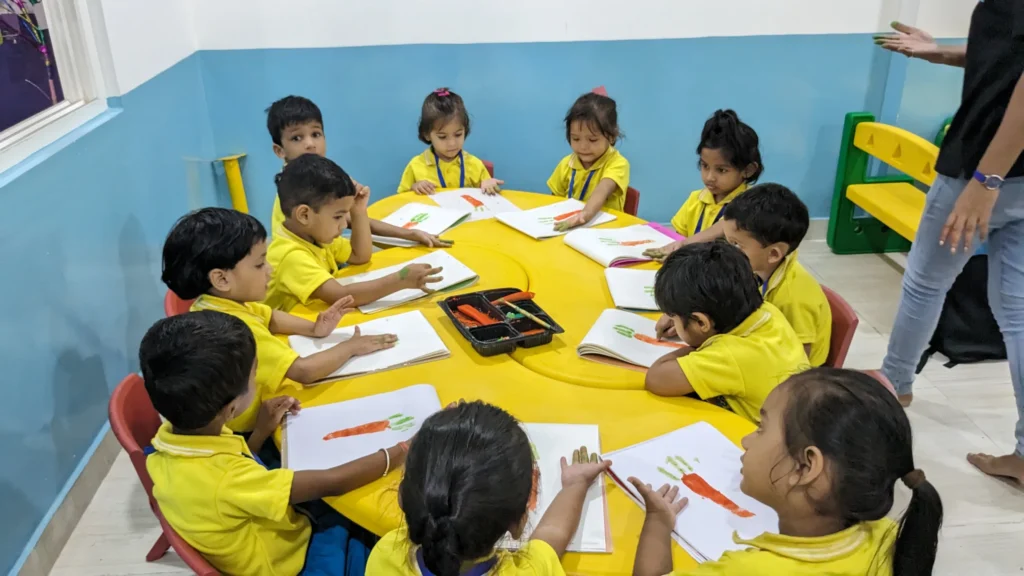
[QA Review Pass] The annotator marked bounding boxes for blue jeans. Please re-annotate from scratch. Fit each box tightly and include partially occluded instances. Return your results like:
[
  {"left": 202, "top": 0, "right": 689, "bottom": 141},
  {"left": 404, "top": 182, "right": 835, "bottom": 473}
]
[{"left": 882, "top": 174, "right": 1024, "bottom": 457}]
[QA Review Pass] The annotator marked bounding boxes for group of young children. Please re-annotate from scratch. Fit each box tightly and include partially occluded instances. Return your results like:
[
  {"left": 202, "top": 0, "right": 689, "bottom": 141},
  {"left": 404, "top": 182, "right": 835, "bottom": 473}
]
[{"left": 140, "top": 89, "right": 943, "bottom": 575}]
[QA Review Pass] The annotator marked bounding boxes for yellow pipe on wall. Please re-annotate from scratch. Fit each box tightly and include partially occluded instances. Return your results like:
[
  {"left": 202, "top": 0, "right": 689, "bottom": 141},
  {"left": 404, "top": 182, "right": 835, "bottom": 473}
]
[{"left": 219, "top": 154, "right": 249, "bottom": 213}]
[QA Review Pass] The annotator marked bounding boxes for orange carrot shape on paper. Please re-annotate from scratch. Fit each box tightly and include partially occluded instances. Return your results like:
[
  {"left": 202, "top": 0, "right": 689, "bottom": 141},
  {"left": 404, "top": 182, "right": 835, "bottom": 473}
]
[
  {"left": 528, "top": 442, "right": 541, "bottom": 511},
  {"left": 599, "top": 237, "right": 656, "bottom": 247},
  {"left": 538, "top": 210, "right": 582, "bottom": 224},
  {"left": 322, "top": 413, "right": 415, "bottom": 441},
  {"left": 461, "top": 194, "right": 486, "bottom": 211},
  {"left": 402, "top": 213, "right": 429, "bottom": 229},
  {"left": 658, "top": 456, "right": 754, "bottom": 518},
  {"left": 613, "top": 324, "right": 685, "bottom": 349}
]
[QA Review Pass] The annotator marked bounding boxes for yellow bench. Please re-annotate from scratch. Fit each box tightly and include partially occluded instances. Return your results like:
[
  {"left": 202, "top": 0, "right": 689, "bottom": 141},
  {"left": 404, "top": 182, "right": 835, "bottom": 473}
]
[{"left": 827, "top": 113, "right": 940, "bottom": 254}]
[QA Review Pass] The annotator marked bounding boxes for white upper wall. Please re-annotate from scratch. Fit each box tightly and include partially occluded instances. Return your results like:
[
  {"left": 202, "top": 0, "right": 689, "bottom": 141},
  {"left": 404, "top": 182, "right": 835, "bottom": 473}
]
[
  {"left": 100, "top": 0, "right": 197, "bottom": 94},
  {"left": 917, "top": 0, "right": 976, "bottom": 38}
]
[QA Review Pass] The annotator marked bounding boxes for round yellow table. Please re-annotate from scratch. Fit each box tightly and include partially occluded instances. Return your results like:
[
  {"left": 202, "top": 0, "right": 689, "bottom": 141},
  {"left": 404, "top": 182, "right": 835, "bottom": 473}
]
[{"left": 279, "top": 191, "right": 755, "bottom": 575}]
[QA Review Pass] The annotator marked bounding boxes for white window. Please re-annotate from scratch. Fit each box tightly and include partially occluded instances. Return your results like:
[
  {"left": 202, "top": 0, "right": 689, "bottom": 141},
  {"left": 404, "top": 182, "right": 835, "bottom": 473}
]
[{"left": 0, "top": 0, "right": 114, "bottom": 174}]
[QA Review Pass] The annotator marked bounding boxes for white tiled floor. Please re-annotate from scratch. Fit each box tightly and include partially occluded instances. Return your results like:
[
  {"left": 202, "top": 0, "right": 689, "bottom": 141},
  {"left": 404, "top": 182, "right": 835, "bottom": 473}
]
[{"left": 50, "top": 237, "right": 1024, "bottom": 575}]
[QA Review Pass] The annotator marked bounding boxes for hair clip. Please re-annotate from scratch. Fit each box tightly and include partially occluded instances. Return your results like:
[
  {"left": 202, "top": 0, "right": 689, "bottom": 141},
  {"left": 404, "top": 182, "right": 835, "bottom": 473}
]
[{"left": 434, "top": 88, "right": 451, "bottom": 97}]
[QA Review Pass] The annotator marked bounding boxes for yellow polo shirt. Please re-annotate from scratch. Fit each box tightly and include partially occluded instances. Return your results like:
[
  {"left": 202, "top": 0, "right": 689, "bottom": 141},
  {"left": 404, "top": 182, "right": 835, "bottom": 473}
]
[
  {"left": 678, "top": 302, "right": 809, "bottom": 423},
  {"left": 265, "top": 224, "right": 349, "bottom": 312},
  {"left": 670, "top": 184, "right": 748, "bottom": 238},
  {"left": 271, "top": 196, "right": 353, "bottom": 265},
  {"left": 671, "top": 518, "right": 898, "bottom": 575},
  {"left": 547, "top": 147, "right": 629, "bottom": 211},
  {"left": 397, "top": 148, "right": 491, "bottom": 193},
  {"left": 147, "top": 423, "right": 311, "bottom": 576},
  {"left": 764, "top": 252, "right": 832, "bottom": 367},
  {"left": 366, "top": 529, "right": 565, "bottom": 575},
  {"left": 190, "top": 295, "right": 299, "bottom": 432}
]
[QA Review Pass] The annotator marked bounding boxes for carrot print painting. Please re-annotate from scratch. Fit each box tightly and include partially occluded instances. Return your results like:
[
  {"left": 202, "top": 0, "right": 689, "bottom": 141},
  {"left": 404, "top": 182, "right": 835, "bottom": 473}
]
[
  {"left": 322, "top": 413, "right": 416, "bottom": 441},
  {"left": 401, "top": 213, "right": 429, "bottom": 229},
  {"left": 613, "top": 324, "right": 685, "bottom": 349},
  {"left": 528, "top": 442, "right": 541, "bottom": 511},
  {"left": 538, "top": 210, "right": 582, "bottom": 224},
  {"left": 461, "top": 194, "right": 486, "bottom": 212},
  {"left": 599, "top": 237, "right": 656, "bottom": 247},
  {"left": 658, "top": 456, "right": 754, "bottom": 518}
]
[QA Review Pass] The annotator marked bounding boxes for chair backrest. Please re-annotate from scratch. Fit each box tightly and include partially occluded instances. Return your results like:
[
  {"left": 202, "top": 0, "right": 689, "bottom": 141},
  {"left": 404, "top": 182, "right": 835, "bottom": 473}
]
[
  {"left": 624, "top": 187, "right": 640, "bottom": 216},
  {"left": 852, "top": 121, "right": 939, "bottom": 186},
  {"left": 482, "top": 160, "right": 494, "bottom": 178},
  {"left": 821, "top": 286, "right": 858, "bottom": 368},
  {"left": 108, "top": 374, "right": 221, "bottom": 576},
  {"left": 164, "top": 291, "right": 195, "bottom": 317}
]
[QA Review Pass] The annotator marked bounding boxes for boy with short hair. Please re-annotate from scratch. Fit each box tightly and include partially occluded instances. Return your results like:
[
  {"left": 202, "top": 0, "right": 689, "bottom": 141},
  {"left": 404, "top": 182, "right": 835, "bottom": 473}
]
[
  {"left": 142, "top": 311, "right": 407, "bottom": 575},
  {"left": 265, "top": 154, "right": 443, "bottom": 312},
  {"left": 647, "top": 243, "right": 809, "bottom": 423},
  {"left": 720, "top": 183, "right": 832, "bottom": 366},
  {"left": 162, "top": 206, "right": 398, "bottom": 433},
  {"left": 266, "top": 95, "right": 451, "bottom": 252}
]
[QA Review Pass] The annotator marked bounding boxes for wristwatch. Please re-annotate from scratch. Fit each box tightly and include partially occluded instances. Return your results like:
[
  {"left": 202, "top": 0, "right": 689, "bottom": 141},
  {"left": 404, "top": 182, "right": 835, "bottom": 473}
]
[{"left": 974, "top": 170, "right": 1005, "bottom": 191}]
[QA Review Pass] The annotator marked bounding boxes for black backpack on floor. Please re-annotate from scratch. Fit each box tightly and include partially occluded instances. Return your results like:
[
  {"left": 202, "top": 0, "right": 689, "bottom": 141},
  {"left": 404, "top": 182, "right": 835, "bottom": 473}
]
[{"left": 916, "top": 254, "right": 1007, "bottom": 371}]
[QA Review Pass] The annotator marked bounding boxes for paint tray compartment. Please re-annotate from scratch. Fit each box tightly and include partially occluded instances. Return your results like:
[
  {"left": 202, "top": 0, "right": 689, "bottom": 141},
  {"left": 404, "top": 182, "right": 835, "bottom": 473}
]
[{"left": 439, "top": 287, "right": 564, "bottom": 356}]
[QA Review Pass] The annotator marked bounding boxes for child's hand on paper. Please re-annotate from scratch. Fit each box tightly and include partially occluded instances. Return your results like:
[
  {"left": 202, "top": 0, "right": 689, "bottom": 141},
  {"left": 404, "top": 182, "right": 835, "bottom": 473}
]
[
  {"left": 410, "top": 230, "right": 453, "bottom": 248},
  {"left": 553, "top": 212, "right": 588, "bottom": 233},
  {"left": 643, "top": 240, "right": 684, "bottom": 262},
  {"left": 481, "top": 178, "right": 504, "bottom": 195},
  {"left": 344, "top": 326, "right": 398, "bottom": 356},
  {"left": 396, "top": 264, "right": 444, "bottom": 292},
  {"left": 655, "top": 314, "right": 678, "bottom": 340},
  {"left": 560, "top": 446, "right": 611, "bottom": 489},
  {"left": 313, "top": 296, "right": 356, "bottom": 337},
  {"left": 628, "top": 477, "right": 689, "bottom": 529},
  {"left": 411, "top": 180, "right": 436, "bottom": 195},
  {"left": 254, "top": 396, "right": 301, "bottom": 437}
]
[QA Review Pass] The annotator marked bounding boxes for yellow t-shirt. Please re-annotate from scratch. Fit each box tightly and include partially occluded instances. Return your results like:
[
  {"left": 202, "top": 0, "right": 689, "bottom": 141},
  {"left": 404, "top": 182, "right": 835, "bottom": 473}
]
[
  {"left": 671, "top": 518, "right": 898, "bottom": 576},
  {"left": 265, "top": 224, "right": 351, "bottom": 312},
  {"left": 670, "top": 184, "right": 749, "bottom": 238},
  {"left": 397, "top": 148, "right": 491, "bottom": 193},
  {"left": 147, "top": 423, "right": 311, "bottom": 576},
  {"left": 546, "top": 147, "right": 629, "bottom": 212},
  {"left": 190, "top": 295, "right": 298, "bottom": 432},
  {"left": 678, "top": 302, "right": 809, "bottom": 423},
  {"left": 763, "top": 252, "right": 832, "bottom": 367},
  {"left": 367, "top": 529, "right": 565, "bottom": 575},
  {"left": 271, "top": 196, "right": 353, "bottom": 265}
]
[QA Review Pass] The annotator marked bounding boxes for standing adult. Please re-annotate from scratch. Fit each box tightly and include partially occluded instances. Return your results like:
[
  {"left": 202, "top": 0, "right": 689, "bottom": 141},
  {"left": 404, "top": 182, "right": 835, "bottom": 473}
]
[{"left": 875, "top": 2, "right": 1024, "bottom": 482}]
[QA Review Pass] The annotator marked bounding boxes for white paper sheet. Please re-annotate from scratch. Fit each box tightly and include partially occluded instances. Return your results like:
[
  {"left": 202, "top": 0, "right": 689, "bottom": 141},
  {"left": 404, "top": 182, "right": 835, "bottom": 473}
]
[
  {"left": 287, "top": 311, "right": 449, "bottom": 382},
  {"left": 495, "top": 199, "right": 616, "bottom": 240},
  {"left": 431, "top": 188, "right": 522, "bottom": 222},
  {"left": 606, "top": 422, "right": 779, "bottom": 562},
  {"left": 605, "top": 268, "right": 659, "bottom": 311},
  {"left": 564, "top": 224, "right": 675, "bottom": 267},
  {"left": 578, "top": 309, "right": 685, "bottom": 368},
  {"left": 284, "top": 384, "right": 442, "bottom": 471},
  {"left": 498, "top": 423, "right": 609, "bottom": 553},
  {"left": 336, "top": 251, "right": 478, "bottom": 314},
  {"left": 372, "top": 203, "right": 470, "bottom": 246}
]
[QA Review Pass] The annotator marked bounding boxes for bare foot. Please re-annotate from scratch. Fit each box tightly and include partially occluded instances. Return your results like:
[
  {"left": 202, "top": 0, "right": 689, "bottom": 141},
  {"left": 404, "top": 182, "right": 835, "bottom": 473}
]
[
  {"left": 898, "top": 393, "right": 913, "bottom": 407},
  {"left": 967, "top": 452, "right": 1024, "bottom": 483}
]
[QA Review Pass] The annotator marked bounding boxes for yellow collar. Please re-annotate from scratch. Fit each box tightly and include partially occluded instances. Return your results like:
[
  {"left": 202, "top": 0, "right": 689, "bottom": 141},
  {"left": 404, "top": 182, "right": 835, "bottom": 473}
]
[
  {"left": 734, "top": 522, "right": 884, "bottom": 563},
  {"left": 697, "top": 182, "right": 749, "bottom": 206},
  {"left": 421, "top": 147, "right": 465, "bottom": 167},
  {"left": 698, "top": 304, "right": 772, "bottom": 351},
  {"left": 763, "top": 251, "right": 798, "bottom": 297},
  {"left": 151, "top": 421, "right": 254, "bottom": 459},
  {"left": 567, "top": 146, "right": 617, "bottom": 171}
]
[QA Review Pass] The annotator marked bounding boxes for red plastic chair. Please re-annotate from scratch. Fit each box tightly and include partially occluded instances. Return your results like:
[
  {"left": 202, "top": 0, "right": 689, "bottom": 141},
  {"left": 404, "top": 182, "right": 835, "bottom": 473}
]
[
  {"left": 624, "top": 187, "right": 640, "bottom": 216},
  {"left": 163, "top": 291, "right": 194, "bottom": 318},
  {"left": 108, "top": 374, "right": 220, "bottom": 575},
  {"left": 482, "top": 160, "right": 495, "bottom": 178},
  {"left": 822, "top": 286, "right": 858, "bottom": 368}
]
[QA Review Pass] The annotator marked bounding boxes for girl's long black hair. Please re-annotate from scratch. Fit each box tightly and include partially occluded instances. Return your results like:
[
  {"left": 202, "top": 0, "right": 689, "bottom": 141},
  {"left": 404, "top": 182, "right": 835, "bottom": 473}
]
[{"left": 698, "top": 109, "right": 763, "bottom": 183}]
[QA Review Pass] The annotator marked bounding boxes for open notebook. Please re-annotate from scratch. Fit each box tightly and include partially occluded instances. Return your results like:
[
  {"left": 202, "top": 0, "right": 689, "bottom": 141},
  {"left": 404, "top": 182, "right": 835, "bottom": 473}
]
[
  {"left": 372, "top": 203, "right": 470, "bottom": 246},
  {"left": 287, "top": 311, "right": 449, "bottom": 383},
  {"left": 495, "top": 199, "right": 616, "bottom": 240},
  {"left": 564, "top": 224, "right": 676, "bottom": 267},
  {"left": 497, "top": 423, "right": 609, "bottom": 553},
  {"left": 605, "top": 268, "right": 659, "bottom": 311},
  {"left": 283, "top": 384, "right": 442, "bottom": 471},
  {"left": 605, "top": 422, "right": 779, "bottom": 563},
  {"left": 577, "top": 309, "right": 685, "bottom": 371},
  {"left": 431, "top": 188, "right": 522, "bottom": 222},
  {"left": 336, "top": 250, "right": 478, "bottom": 314}
]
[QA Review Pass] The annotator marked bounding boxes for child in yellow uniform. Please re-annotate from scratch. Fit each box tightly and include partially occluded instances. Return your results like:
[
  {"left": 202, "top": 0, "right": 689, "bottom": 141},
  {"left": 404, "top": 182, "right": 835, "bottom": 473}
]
[
  {"left": 547, "top": 91, "right": 630, "bottom": 231},
  {"left": 399, "top": 88, "right": 503, "bottom": 195},
  {"left": 645, "top": 110, "right": 762, "bottom": 259},
  {"left": 630, "top": 368, "right": 943, "bottom": 576},
  {"left": 366, "top": 401, "right": 610, "bottom": 575},
  {"left": 646, "top": 243, "right": 808, "bottom": 423},
  {"left": 267, "top": 95, "right": 450, "bottom": 248},
  {"left": 265, "top": 154, "right": 444, "bottom": 311},
  {"left": 142, "top": 311, "right": 408, "bottom": 576},
  {"left": 721, "top": 184, "right": 832, "bottom": 366},
  {"left": 161, "top": 207, "right": 397, "bottom": 433}
]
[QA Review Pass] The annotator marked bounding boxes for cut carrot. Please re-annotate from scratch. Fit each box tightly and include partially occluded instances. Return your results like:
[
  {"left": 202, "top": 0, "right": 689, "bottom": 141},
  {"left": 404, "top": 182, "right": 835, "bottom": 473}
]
[
  {"left": 553, "top": 210, "right": 582, "bottom": 222},
  {"left": 453, "top": 311, "right": 480, "bottom": 328},
  {"left": 323, "top": 413, "right": 416, "bottom": 441},
  {"left": 489, "top": 291, "right": 534, "bottom": 305},
  {"left": 520, "top": 328, "right": 546, "bottom": 336},
  {"left": 681, "top": 473, "right": 754, "bottom": 518},
  {"left": 461, "top": 194, "right": 484, "bottom": 208},
  {"left": 457, "top": 304, "right": 497, "bottom": 326},
  {"left": 632, "top": 333, "right": 685, "bottom": 349}
]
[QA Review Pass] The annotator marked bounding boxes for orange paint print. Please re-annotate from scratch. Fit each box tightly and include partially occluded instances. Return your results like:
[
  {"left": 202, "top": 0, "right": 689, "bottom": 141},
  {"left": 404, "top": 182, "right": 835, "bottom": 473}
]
[
  {"left": 528, "top": 442, "right": 540, "bottom": 511},
  {"left": 599, "top": 238, "right": 656, "bottom": 247},
  {"left": 322, "top": 413, "right": 415, "bottom": 441},
  {"left": 539, "top": 210, "right": 583, "bottom": 225},
  {"left": 461, "top": 194, "right": 485, "bottom": 210},
  {"left": 659, "top": 456, "right": 754, "bottom": 518},
  {"left": 613, "top": 325, "right": 685, "bottom": 349},
  {"left": 401, "top": 213, "right": 429, "bottom": 229}
]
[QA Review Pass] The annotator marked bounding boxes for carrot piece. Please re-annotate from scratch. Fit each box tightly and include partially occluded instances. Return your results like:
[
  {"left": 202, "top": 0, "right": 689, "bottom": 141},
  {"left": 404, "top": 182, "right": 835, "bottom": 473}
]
[
  {"left": 632, "top": 333, "right": 685, "bottom": 348},
  {"left": 528, "top": 464, "right": 541, "bottom": 511},
  {"left": 457, "top": 304, "right": 497, "bottom": 326},
  {"left": 453, "top": 311, "right": 480, "bottom": 328},
  {"left": 323, "top": 420, "right": 391, "bottom": 440},
  {"left": 461, "top": 194, "right": 484, "bottom": 208},
  {"left": 681, "top": 473, "right": 754, "bottom": 518},
  {"left": 489, "top": 291, "right": 534, "bottom": 305},
  {"left": 520, "top": 328, "right": 546, "bottom": 336},
  {"left": 553, "top": 210, "right": 582, "bottom": 222}
]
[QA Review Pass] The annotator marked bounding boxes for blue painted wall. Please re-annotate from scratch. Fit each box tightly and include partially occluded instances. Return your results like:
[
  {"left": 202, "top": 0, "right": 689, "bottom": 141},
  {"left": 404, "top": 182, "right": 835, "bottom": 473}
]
[
  {"left": 897, "top": 42, "right": 966, "bottom": 142},
  {"left": 0, "top": 54, "right": 220, "bottom": 574}
]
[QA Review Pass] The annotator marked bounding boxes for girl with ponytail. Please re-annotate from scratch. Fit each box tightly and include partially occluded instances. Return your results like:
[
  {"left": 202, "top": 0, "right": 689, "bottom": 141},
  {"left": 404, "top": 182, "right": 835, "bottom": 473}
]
[
  {"left": 366, "top": 401, "right": 610, "bottom": 576},
  {"left": 632, "top": 368, "right": 943, "bottom": 576}
]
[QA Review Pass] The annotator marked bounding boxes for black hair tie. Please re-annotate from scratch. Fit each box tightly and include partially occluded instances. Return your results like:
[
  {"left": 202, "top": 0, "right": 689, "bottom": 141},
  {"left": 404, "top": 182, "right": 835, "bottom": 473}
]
[{"left": 901, "top": 469, "right": 925, "bottom": 489}]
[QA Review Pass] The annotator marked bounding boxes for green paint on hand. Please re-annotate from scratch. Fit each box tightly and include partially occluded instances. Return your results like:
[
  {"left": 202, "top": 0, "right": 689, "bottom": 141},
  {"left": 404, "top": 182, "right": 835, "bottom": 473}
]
[{"left": 398, "top": 266, "right": 411, "bottom": 280}]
